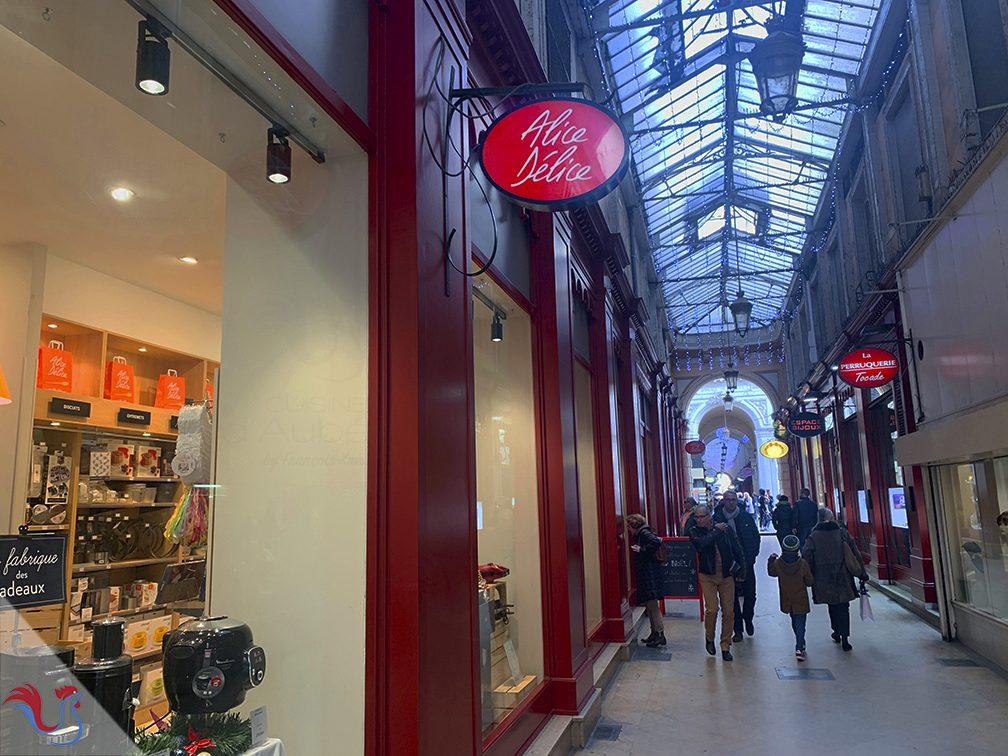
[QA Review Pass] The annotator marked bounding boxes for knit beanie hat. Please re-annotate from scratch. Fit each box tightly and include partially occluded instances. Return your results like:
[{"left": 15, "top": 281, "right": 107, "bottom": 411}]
[{"left": 782, "top": 534, "right": 801, "bottom": 553}]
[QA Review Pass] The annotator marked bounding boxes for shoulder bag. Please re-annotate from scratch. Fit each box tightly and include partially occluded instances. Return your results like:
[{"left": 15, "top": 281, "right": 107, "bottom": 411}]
[{"left": 842, "top": 539, "right": 865, "bottom": 578}]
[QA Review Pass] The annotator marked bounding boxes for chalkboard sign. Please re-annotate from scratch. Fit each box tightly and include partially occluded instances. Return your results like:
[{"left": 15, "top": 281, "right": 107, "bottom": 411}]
[
  {"left": 661, "top": 537, "right": 699, "bottom": 599},
  {"left": 0, "top": 534, "right": 68, "bottom": 609}
]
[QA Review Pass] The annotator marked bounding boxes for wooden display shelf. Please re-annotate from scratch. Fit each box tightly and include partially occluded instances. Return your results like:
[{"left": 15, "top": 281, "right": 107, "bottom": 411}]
[
  {"left": 78, "top": 502, "right": 178, "bottom": 509},
  {"left": 35, "top": 389, "right": 179, "bottom": 435},
  {"left": 89, "top": 475, "right": 180, "bottom": 482},
  {"left": 90, "top": 603, "right": 168, "bottom": 622},
  {"left": 73, "top": 557, "right": 177, "bottom": 574}
]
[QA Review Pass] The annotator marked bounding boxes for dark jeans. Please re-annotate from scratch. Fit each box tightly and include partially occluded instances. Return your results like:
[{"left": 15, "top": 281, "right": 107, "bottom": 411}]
[
  {"left": 828, "top": 602, "right": 851, "bottom": 638},
  {"left": 790, "top": 612, "right": 807, "bottom": 651},
  {"left": 797, "top": 527, "right": 813, "bottom": 549},
  {"left": 733, "top": 565, "right": 757, "bottom": 633}
]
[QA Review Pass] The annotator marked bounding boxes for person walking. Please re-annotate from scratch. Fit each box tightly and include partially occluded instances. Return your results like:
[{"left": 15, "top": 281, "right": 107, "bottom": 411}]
[
  {"left": 802, "top": 507, "right": 867, "bottom": 651},
  {"left": 772, "top": 495, "right": 796, "bottom": 548},
  {"left": 767, "top": 535, "right": 814, "bottom": 661},
  {"left": 794, "top": 488, "right": 819, "bottom": 548},
  {"left": 679, "top": 496, "right": 699, "bottom": 535},
  {"left": 714, "top": 491, "right": 760, "bottom": 640},
  {"left": 688, "top": 504, "right": 747, "bottom": 661},
  {"left": 627, "top": 514, "right": 666, "bottom": 647},
  {"left": 757, "top": 489, "right": 771, "bottom": 531}
]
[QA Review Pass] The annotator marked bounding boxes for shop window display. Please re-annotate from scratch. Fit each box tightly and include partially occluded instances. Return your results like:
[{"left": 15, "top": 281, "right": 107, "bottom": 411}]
[
  {"left": 0, "top": 2, "right": 368, "bottom": 754},
  {"left": 472, "top": 276, "right": 544, "bottom": 732},
  {"left": 938, "top": 460, "right": 1008, "bottom": 621}
]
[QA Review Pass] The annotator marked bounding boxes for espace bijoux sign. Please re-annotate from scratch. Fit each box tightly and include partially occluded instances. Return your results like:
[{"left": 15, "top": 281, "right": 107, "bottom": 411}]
[
  {"left": 479, "top": 99, "right": 630, "bottom": 211},
  {"left": 837, "top": 348, "right": 899, "bottom": 388}
]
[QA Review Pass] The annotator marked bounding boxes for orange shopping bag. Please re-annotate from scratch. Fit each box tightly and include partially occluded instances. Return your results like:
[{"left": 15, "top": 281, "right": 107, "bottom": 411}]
[
  {"left": 104, "top": 356, "right": 136, "bottom": 402},
  {"left": 155, "top": 369, "right": 186, "bottom": 410},
  {"left": 37, "top": 340, "right": 73, "bottom": 392}
]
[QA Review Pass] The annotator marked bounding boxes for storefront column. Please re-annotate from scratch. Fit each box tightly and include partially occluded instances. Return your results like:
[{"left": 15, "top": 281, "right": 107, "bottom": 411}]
[
  {"left": 527, "top": 212, "right": 593, "bottom": 715},
  {"left": 369, "top": 5, "right": 479, "bottom": 756},
  {"left": 857, "top": 389, "right": 891, "bottom": 579},
  {"left": 593, "top": 293, "right": 634, "bottom": 642}
]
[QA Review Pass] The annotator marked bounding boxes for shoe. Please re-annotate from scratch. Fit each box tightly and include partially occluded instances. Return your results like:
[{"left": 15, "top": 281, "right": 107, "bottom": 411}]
[
  {"left": 641, "top": 631, "right": 657, "bottom": 645},
  {"left": 722, "top": 650, "right": 733, "bottom": 661},
  {"left": 795, "top": 649, "right": 806, "bottom": 662},
  {"left": 706, "top": 640, "right": 717, "bottom": 656},
  {"left": 646, "top": 632, "right": 666, "bottom": 648},
  {"left": 732, "top": 631, "right": 743, "bottom": 642},
  {"left": 841, "top": 638, "right": 852, "bottom": 651},
  {"left": 745, "top": 619, "right": 755, "bottom": 636},
  {"left": 831, "top": 631, "right": 841, "bottom": 644}
]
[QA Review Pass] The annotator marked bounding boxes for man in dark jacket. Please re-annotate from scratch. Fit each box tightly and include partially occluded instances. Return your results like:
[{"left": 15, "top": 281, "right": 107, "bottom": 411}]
[
  {"left": 772, "top": 495, "right": 796, "bottom": 548},
  {"left": 715, "top": 491, "right": 760, "bottom": 640},
  {"left": 794, "top": 488, "right": 819, "bottom": 547},
  {"left": 688, "top": 504, "right": 747, "bottom": 661}
]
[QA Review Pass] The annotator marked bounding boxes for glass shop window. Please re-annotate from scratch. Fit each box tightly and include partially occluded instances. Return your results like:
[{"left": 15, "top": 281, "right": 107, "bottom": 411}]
[
  {"left": 575, "top": 362, "right": 603, "bottom": 634},
  {"left": 473, "top": 274, "right": 544, "bottom": 733}
]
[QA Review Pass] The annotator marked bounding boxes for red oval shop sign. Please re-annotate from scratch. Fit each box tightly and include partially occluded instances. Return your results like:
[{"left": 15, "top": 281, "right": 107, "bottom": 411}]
[
  {"left": 685, "top": 440, "right": 706, "bottom": 455},
  {"left": 837, "top": 348, "right": 899, "bottom": 388},
  {"left": 479, "top": 99, "right": 630, "bottom": 211}
]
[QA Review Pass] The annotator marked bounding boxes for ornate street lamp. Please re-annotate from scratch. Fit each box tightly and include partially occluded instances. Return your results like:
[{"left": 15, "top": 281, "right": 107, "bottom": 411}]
[
  {"left": 724, "top": 364, "right": 739, "bottom": 392},
  {"left": 723, "top": 392, "right": 734, "bottom": 412},
  {"left": 729, "top": 289, "right": 753, "bottom": 338},
  {"left": 748, "top": 17, "right": 805, "bottom": 122}
]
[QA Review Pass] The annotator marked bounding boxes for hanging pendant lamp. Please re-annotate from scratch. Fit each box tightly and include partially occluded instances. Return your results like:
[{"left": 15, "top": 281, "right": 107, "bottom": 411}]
[{"left": 748, "top": 17, "right": 805, "bottom": 122}]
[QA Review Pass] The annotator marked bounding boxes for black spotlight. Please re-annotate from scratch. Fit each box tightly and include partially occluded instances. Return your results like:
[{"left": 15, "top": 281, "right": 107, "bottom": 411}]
[
  {"left": 136, "top": 18, "right": 171, "bottom": 96},
  {"left": 267, "top": 127, "right": 292, "bottom": 184},
  {"left": 491, "top": 313, "right": 503, "bottom": 343}
]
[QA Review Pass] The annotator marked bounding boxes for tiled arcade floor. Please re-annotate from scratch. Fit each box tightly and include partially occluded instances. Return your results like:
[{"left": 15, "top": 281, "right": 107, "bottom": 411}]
[{"left": 579, "top": 536, "right": 1008, "bottom": 756}]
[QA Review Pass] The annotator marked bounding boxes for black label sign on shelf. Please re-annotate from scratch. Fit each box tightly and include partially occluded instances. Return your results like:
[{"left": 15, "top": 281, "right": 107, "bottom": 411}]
[
  {"left": 0, "top": 534, "right": 68, "bottom": 609},
  {"left": 170, "top": 415, "right": 179, "bottom": 430},
  {"left": 118, "top": 408, "right": 151, "bottom": 426},
  {"left": 661, "top": 538, "right": 699, "bottom": 599},
  {"left": 49, "top": 397, "right": 91, "bottom": 418}
]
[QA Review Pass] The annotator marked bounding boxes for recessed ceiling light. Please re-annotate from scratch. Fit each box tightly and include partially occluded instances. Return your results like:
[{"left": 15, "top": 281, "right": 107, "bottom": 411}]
[
  {"left": 50, "top": 422, "right": 60, "bottom": 427},
  {"left": 142, "top": 432, "right": 151, "bottom": 437},
  {"left": 138, "top": 347, "right": 147, "bottom": 352},
  {"left": 47, "top": 323, "right": 58, "bottom": 329},
  {"left": 111, "top": 187, "right": 133, "bottom": 201},
  {"left": 179, "top": 256, "right": 198, "bottom": 264}
]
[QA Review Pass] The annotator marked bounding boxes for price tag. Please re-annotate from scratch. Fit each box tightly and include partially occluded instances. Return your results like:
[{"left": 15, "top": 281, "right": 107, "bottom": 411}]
[
  {"left": 503, "top": 639, "right": 522, "bottom": 687},
  {"left": 250, "top": 705, "right": 268, "bottom": 746}
]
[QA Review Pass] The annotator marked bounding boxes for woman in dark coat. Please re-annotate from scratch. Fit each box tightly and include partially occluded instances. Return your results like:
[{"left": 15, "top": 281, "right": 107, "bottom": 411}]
[
  {"left": 802, "top": 507, "right": 868, "bottom": 651},
  {"left": 627, "top": 513, "right": 666, "bottom": 647}
]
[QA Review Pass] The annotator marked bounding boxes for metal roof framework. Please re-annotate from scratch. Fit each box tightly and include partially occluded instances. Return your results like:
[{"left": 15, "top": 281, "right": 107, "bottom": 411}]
[{"left": 590, "top": 0, "right": 883, "bottom": 334}]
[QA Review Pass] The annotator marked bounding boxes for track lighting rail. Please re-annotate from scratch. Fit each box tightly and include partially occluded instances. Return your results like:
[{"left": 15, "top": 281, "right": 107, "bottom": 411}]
[{"left": 124, "top": 0, "right": 325, "bottom": 164}]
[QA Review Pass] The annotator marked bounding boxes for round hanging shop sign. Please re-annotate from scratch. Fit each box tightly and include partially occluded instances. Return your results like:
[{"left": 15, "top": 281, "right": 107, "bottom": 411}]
[
  {"left": 837, "top": 348, "right": 899, "bottom": 388},
  {"left": 703, "top": 468, "right": 718, "bottom": 482},
  {"left": 760, "top": 440, "right": 789, "bottom": 459},
  {"left": 787, "top": 412, "right": 826, "bottom": 438},
  {"left": 479, "top": 98, "right": 630, "bottom": 211},
  {"left": 740, "top": 466, "right": 754, "bottom": 477},
  {"left": 685, "top": 440, "right": 706, "bottom": 455}
]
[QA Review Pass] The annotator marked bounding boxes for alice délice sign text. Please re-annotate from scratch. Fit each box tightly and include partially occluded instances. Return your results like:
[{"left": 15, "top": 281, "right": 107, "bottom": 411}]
[
  {"left": 480, "top": 98, "right": 629, "bottom": 212},
  {"left": 0, "top": 535, "right": 67, "bottom": 609}
]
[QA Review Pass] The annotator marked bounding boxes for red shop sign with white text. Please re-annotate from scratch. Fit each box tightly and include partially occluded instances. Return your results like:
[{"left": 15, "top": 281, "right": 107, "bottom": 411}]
[
  {"left": 479, "top": 98, "right": 630, "bottom": 211},
  {"left": 837, "top": 348, "right": 899, "bottom": 388},
  {"left": 685, "top": 440, "right": 706, "bottom": 455}
]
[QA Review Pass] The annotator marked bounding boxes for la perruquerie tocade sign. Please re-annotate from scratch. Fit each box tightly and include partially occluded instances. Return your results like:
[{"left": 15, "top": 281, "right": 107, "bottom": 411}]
[
  {"left": 479, "top": 98, "right": 630, "bottom": 211},
  {"left": 837, "top": 348, "right": 899, "bottom": 389}
]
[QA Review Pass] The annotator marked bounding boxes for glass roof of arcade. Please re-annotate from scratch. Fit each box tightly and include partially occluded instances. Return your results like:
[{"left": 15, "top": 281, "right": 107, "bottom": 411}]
[{"left": 591, "top": 0, "right": 883, "bottom": 333}]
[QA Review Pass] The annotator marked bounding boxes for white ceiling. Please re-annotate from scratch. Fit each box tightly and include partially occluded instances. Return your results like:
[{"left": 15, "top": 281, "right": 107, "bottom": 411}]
[{"left": 0, "top": 0, "right": 361, "bottom": 316}]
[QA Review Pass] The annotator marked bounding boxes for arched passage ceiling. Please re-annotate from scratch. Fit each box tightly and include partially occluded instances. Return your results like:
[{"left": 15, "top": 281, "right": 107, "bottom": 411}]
[{"left": 592, "top": 0, "right": 884, "bottom": 334}]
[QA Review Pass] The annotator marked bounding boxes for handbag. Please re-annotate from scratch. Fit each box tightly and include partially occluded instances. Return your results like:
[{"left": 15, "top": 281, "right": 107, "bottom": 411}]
[
  {"left": 37, "top": 340, "right": 73, "bottom": 392},
  {"left": 654, "top": 540, "right": 668, "bottom": 565},
  {"left": 859, "top": 586, "right": 874, "bottom": 622},
  {"left": 155, "top": 369, "right": 186, "bottom": 410},
  {"left": 104, "top": 356, "right": 136, "bottom": 402},
  {"left": 843, "top": 539, "right": 865, "bottom": 578}
]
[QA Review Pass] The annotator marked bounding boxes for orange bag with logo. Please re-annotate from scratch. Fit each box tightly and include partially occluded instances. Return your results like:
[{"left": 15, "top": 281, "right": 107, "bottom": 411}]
[
  {"left": 155, "top": 369, "right": 186, "bottom": 410},
  {"left": 104, "top": 356, "right": 136, "bottom": 402},
  {"left": 37, "top": 340, "right": 73, "bottom": 392}
]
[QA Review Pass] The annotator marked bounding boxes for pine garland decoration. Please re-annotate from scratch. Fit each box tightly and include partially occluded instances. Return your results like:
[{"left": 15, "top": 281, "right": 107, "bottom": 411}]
[{"left": 135, "top": 712, "right": 252, "bottom": 756}]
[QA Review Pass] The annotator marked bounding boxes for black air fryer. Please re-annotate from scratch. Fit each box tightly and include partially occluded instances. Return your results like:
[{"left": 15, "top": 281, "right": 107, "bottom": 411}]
[
  {"left": 161, "top": 616, "right": 265, "bottom": 713},
  {"left": 72, "top": 618, "right": 134, "bottom": 754}
]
